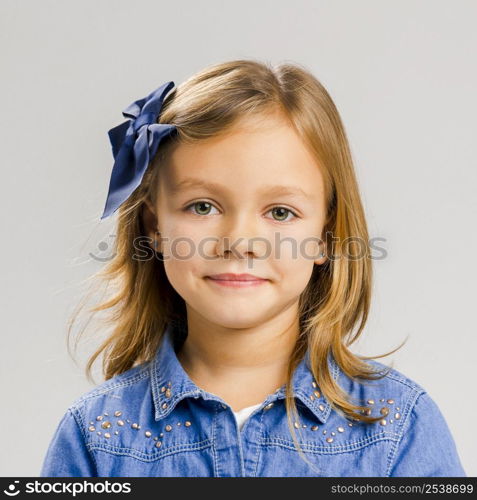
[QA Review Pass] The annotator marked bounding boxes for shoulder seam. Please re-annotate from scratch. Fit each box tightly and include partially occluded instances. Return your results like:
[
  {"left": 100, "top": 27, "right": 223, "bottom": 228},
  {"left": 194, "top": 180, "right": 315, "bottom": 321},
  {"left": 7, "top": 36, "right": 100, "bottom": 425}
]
[
  {"left": 367, "top": 361, "right": 426, "bottom": 392},
  {"left": 385, "top": 388, "right": 427, "bottom": 476},
  {"left": 68, "top": 365, "right": 151, "bottom": 409},
  {"left": 68, "top": 407, "right": 100, "bottom": 474}
]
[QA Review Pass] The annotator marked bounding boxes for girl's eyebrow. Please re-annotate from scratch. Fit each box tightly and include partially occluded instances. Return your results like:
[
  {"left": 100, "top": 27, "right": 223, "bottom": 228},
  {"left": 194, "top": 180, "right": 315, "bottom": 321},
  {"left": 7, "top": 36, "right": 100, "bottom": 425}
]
[{"left": 170, "top": 177, "right": 313, "bottom": 200}]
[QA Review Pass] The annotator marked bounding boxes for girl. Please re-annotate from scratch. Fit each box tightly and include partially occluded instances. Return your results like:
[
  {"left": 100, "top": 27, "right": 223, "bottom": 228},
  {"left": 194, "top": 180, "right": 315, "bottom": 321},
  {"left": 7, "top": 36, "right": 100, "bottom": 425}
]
[{"left": 40, "top": 59, "right": 466, "bottom": 477}]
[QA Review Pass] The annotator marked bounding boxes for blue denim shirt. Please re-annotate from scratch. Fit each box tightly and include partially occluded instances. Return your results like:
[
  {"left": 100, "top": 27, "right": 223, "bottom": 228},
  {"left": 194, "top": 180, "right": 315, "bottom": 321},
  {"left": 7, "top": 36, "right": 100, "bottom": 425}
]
[{"left": 40, "top": 323, "right": 466, "bottom": 477}]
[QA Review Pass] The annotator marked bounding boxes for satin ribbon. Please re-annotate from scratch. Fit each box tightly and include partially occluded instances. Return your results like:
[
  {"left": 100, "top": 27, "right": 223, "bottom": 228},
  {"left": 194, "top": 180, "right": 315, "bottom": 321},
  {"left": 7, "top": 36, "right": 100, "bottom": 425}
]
[{"left": 101, "top": 81, "right": 177, "bottom": 219}]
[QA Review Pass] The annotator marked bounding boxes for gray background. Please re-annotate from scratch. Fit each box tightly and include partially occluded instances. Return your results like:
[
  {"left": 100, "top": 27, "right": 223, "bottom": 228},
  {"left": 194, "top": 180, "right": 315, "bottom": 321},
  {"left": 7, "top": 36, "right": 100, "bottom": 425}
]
[{"left": 1, "top": 0, "right": 475, "bottom": 476}]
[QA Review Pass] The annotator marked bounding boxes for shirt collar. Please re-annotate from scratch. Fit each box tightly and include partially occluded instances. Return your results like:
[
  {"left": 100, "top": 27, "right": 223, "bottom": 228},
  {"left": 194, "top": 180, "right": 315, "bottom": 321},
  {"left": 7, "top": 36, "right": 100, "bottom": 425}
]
[{"left": 151, "top": 322, "right": 340, "bottom": 425}]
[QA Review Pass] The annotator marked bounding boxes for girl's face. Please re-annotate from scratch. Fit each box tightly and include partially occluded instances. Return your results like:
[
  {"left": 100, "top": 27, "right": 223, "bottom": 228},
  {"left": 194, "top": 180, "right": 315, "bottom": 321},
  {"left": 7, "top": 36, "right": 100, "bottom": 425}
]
[{"left": 145, "top": 113, "right": 327, "bottom": 329}]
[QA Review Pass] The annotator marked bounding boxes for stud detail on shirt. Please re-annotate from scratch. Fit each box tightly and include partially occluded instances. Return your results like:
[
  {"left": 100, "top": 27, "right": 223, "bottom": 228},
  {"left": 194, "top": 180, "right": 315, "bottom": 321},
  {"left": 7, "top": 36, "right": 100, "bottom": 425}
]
[
  {"left": 88, "top": 407, "right": 195, "bottom": 451},
  {"left": 317, "top": 397, "right": 400, "bottom": 443}
]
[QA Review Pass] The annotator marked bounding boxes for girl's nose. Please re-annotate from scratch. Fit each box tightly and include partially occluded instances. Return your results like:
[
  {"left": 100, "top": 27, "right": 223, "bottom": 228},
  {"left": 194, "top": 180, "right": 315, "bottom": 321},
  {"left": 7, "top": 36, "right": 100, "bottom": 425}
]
[{"left": 215, "top": 215, "right": 268, "bottom": 260}]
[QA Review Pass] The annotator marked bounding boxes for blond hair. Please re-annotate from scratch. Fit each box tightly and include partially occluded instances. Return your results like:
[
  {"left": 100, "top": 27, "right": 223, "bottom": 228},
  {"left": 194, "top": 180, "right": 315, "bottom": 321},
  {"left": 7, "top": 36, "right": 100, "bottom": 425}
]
[{"left": 68, "top": 59, "right": 404, "bottom": 472}]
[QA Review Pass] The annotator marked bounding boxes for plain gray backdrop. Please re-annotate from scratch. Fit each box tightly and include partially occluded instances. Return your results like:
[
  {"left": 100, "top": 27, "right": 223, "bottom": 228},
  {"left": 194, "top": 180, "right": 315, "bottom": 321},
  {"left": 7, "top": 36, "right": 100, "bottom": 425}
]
[{"left": 1, "top": 0, "right": 475, "bottom": 476}]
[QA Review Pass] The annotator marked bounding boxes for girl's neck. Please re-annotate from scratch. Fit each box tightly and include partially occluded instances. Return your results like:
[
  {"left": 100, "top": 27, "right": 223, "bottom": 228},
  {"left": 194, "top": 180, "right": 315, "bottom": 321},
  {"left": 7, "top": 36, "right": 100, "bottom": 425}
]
[{"left": 175, "top": 306, "right": 300, "bottom": 411}]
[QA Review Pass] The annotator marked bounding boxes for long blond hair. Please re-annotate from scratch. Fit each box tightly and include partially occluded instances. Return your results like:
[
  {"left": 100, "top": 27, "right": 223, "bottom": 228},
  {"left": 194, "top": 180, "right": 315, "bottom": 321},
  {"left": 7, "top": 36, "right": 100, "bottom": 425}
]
[{"left": 68, "top": 59, "right": 404, "bottom": 472}]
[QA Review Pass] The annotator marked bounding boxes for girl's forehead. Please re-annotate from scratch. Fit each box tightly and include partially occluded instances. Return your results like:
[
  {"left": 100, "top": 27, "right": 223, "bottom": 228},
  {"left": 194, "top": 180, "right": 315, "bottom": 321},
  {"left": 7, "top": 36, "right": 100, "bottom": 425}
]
[{"left": 162, "top": 124, "right": 322, "bottom": 183}]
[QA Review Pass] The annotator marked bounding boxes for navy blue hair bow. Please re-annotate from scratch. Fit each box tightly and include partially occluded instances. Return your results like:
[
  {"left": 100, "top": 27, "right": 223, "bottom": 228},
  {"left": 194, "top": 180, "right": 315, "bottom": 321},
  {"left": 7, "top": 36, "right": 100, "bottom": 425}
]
[{"left": 100, "top": 81, "right": 177, "bottom": 219}]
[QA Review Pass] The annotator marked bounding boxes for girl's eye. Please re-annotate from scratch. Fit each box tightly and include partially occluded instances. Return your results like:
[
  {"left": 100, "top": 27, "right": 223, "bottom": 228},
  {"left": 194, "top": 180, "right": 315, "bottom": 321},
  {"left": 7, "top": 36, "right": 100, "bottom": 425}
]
[
  {"left": 267, "top": 206, "right": 298, "bottom": 222},
  {"left": 184, "top": 202, "right": 298, "bottom": 222},
  {"left": 185, "top": 201, "right": 219, "bottom": 216}
]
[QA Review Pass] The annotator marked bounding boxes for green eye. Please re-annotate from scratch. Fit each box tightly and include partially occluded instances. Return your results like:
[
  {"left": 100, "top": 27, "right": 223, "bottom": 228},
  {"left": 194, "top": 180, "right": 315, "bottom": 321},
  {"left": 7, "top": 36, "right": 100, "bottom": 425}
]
[
  {"left": 270, "top": 207, "right": 296, "bottom": 222},
  {"left": 187, "top": 201, "right": 215, "bottom": 216}
]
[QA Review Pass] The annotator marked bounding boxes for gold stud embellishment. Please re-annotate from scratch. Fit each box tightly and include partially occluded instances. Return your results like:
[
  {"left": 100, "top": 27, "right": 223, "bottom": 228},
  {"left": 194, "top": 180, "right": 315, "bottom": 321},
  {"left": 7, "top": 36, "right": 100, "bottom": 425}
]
[
  {"left": 312, "top": 381, "right": 317, "bottom": 388},
  {"left": 367, "top": 399, "right": 375, "bottom": 405},
  {"left": 318, "top": 404, "right": 325, "bottom": 412},
  {"left": 314, "top": 391, "right": 321, "bottom": 398},
  {"left": 309, "top": 395, "right": 315, "bottom": 401},
  {"left": 145, "top": 431, "right": 152, "bottom": 437},
  {"left": 395, "top": 412, "right": 401, "bottom": 420},
  {"left": 104, "top": 432, "right": 111, "bottom": 438},
  {"left": 331, "top": 432, "right": 336, "bottom": 436},
  {"left": 177, "top": 422, "right": 181, "bottom": 426},
  {"left": 380, "top": 407, "right": 390, "bottom": 416},
  {"left": 311, "top": 425, "right": 318, "bottom": 431},
  {"left": 326, "top": 437, "right": 334, "bottom": 443},
  {"left": 380, "top": 419, "right": 387, "bottom": 426},
  {"left": 337, "top": 426, "right": 344, "bottom": 433},
  {"left": 294, "top": 421, "right": 300, "bottom": 429},
  {"left": 323, "top": 430, "right": 327, "bottom": 435},
  {"left": 165, "top": 389, "right": 172, "bottom": 398},
  {"left": 264, "top": 403, "right": 274, "bottom": 411},
  {"left": 160, "top": 386, "right": 166, "bottom": 393},
  {"left": 348, "top": 423, "right": 353, "bottom": 427},
  {"left": 131, "top": 423, "right": 139, "bottom": 429},
  {"left": 184, "top": 421, "right": 191, "bottom": 427},
  {"left": 117, "top": 420, "right": 124, "bottom": 426},
  {"left": 387, "top": 399, "right": 394, "bottom": 404},
  {"left": 97, "top": 431, "right": 101, "bottom": 436},
  {"left": 96, "top": 415, "right": 103, "bottom": 421},
  {"left": 114, "top": 411, "right": 122, "bottom": 417},
  {"left": 114, "top": 431, "right": 119, "bottom": 435},
  {"left": 104, "top": 412, "right": 109, "bottom": 416},
  {"left": 162, "top": 403, "right": 168, "bottom": 409},
  {"left": 101, "top": 421, "right": 111, "bottom": 429},
  {"left": 155, "top": 441, "right": 162, "bottom": 448},
  {"left": 88, "top": 426, "right": 95, "bottom": 432},
  {"left": 165, "top": 424, "right": 172, "bottom": 432}
]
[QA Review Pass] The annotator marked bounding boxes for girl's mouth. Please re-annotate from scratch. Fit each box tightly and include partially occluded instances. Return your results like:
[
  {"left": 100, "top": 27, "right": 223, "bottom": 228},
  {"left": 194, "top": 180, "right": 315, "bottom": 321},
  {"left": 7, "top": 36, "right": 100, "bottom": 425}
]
[{"left": 205, "top": 273, "right": 268, "bottom": 288}]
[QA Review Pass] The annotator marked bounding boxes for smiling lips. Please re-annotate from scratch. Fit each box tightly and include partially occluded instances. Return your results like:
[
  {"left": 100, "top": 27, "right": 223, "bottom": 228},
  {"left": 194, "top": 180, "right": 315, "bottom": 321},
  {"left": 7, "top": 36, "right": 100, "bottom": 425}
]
[{"left": 205, "top": 273, "right": 268, "bottom": 288}]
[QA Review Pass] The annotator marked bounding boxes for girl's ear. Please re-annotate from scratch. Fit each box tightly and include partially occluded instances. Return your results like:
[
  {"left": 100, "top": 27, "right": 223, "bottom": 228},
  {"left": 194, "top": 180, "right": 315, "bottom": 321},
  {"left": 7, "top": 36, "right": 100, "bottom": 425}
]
[
  {"left": 142, "top": 199, "right": 162, "bottom": 253},
  {"left": 314, "top": 240, "right": 327, "bottom": 266}
]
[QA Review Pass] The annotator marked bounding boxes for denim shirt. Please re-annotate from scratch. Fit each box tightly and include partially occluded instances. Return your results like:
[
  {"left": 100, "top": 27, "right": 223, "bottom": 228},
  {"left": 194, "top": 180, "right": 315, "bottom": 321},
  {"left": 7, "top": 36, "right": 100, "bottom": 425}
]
[{"left": 40, "top": 323, "right": 466, "bottom": 477}]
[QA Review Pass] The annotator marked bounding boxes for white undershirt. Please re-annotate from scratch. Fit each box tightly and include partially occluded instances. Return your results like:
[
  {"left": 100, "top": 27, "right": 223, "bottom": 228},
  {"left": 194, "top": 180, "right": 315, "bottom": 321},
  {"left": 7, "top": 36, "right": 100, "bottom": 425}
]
[{"left": 232, "top": 402, "right": 263, "bottom": 431}]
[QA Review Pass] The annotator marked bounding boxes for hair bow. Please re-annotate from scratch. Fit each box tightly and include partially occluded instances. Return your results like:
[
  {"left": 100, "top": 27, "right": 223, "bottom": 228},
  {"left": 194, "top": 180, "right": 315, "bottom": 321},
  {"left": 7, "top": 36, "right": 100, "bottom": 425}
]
[{"left": 100, "top": 81, "right": 177, "bottom": 219}]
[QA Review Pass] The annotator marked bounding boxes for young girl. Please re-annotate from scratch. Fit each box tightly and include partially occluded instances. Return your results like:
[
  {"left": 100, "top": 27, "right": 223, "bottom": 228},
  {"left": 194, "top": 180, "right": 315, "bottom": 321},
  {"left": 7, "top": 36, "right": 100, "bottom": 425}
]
[{"left": 40, "top": 59, "right": 466, "bottom": 477}]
